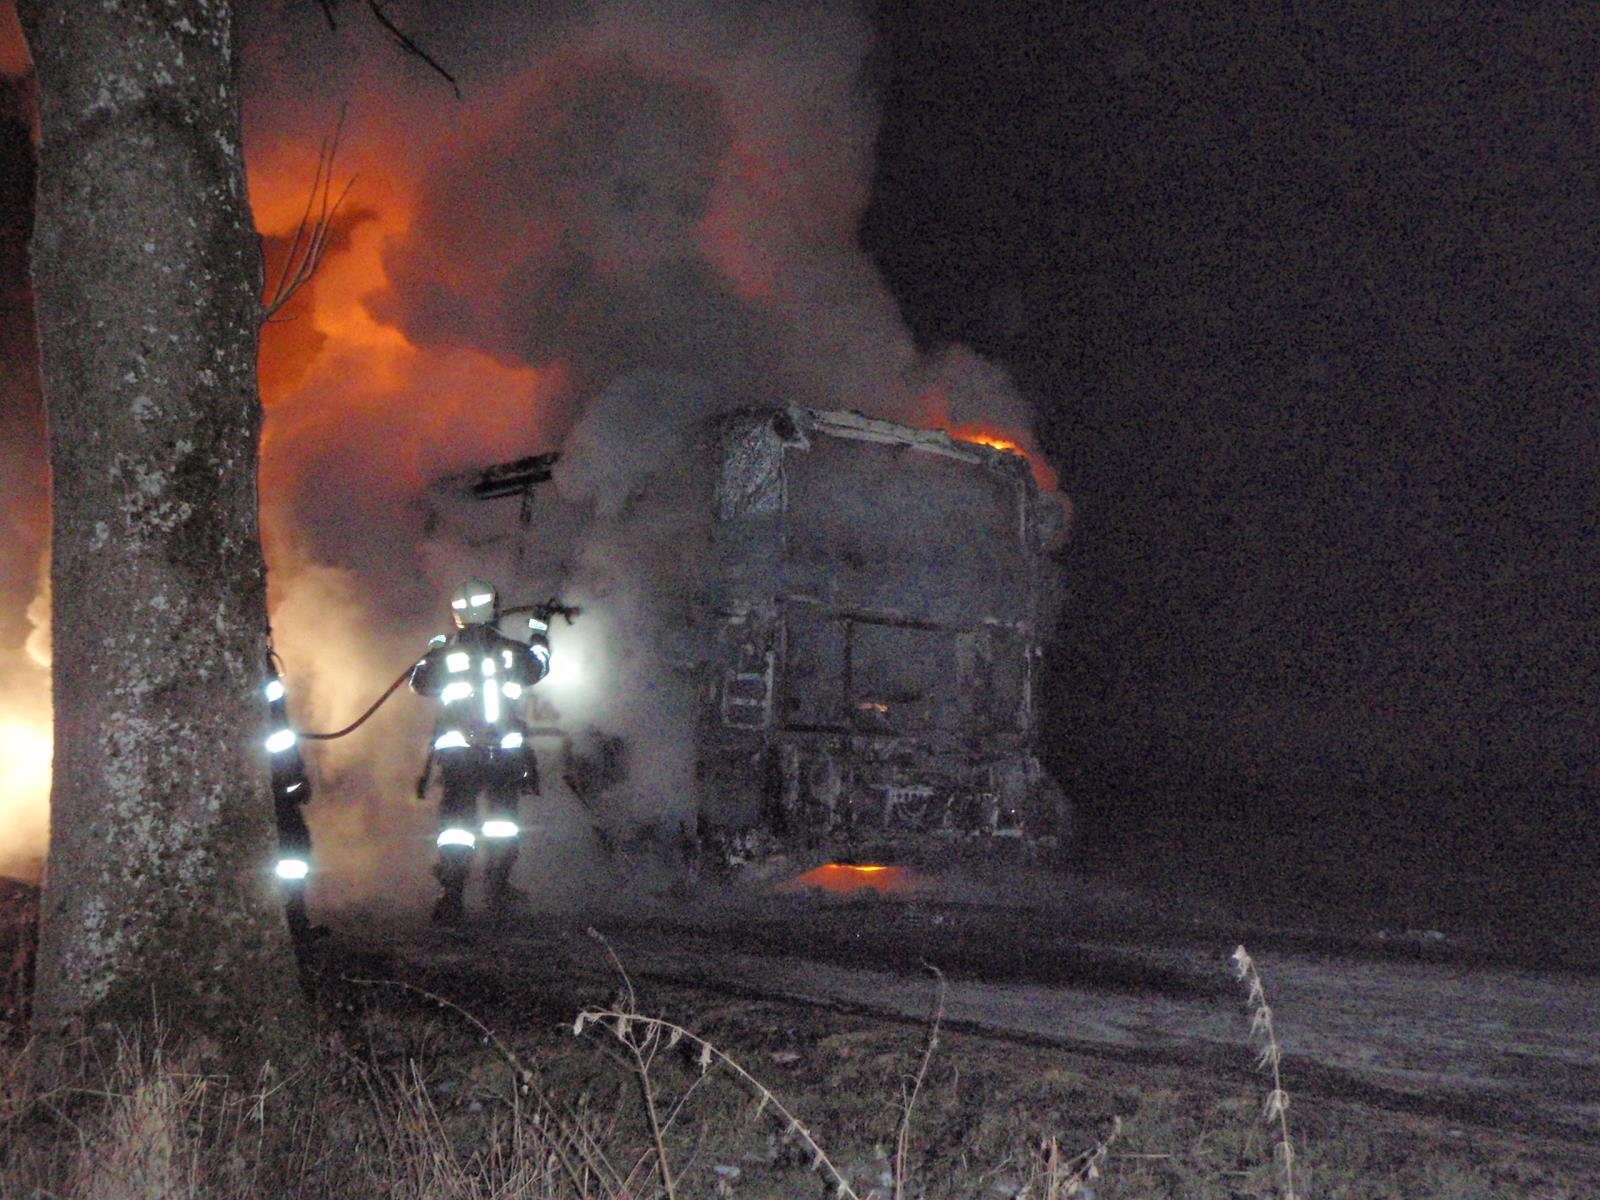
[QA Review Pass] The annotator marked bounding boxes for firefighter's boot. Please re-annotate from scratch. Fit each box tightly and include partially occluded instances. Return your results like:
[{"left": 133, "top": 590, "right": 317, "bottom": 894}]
[
  {"left": 432, "top": 848, "right": 471, "bottom": 924},
  {"left": 284, "top": 890, "right": 328, "bottom": 942},
  {"left": 484, "top": 843, "right": 527, "bottom": 916}
]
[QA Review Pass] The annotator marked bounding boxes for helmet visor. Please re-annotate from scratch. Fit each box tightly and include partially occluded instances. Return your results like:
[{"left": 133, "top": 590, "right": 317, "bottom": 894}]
[{"left": 450, "top": 582, "right": 498, "bottom": 627}]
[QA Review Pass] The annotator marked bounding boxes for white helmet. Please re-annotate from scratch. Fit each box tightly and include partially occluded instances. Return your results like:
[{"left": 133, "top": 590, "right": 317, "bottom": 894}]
[{"left": 449, "top": 579, "right": 498, "bottom": 628}]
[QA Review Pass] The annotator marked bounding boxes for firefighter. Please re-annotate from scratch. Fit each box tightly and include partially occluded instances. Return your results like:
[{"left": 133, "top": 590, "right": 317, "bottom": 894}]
[
  {"left": 264, "top": 654, "right": 318, "bottom": 942},
  {"left": 411, "top": 579, "right": 550, "bottom": 922}
]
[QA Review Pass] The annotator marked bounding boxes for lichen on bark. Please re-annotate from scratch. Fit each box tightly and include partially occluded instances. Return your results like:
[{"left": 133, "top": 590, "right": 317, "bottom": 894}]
[{"left": 20, "top": 0, "right": 307, "bottom": 1075}]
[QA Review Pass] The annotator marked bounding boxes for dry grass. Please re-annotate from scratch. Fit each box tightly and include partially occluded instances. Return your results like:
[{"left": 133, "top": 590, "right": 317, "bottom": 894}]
[
  {"left": 0, "top": 942, "right": 1593, "bottom": 1199},
  {"left": 0, "top": 1027, "right": 305, "bottom": 1200},
  {"left": 0, "top": 971, "right": 1112, "bottom": 1199}
]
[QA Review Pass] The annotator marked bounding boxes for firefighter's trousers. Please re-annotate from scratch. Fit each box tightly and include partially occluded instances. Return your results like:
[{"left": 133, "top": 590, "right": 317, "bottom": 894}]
[{"left": 432, "top": 746, "right": 535, "bottom": 904}]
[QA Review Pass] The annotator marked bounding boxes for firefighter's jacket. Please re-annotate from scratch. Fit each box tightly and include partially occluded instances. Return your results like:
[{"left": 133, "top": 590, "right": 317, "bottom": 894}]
[{"left": 410, "top": 623, "right": 551, "bottom": 752}]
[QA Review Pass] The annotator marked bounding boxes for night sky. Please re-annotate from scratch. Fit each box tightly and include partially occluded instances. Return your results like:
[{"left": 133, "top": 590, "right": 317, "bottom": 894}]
[
  {"left": 2, "top": 3, "right": 1596, "bottom": 923},
  {"left": 865, "top": 4, "right": 1598, "bottom": 874}
]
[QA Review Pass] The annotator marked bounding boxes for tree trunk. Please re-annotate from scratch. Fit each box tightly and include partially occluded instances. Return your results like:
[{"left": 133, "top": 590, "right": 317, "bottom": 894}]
[{"left": 21, "top": 1, "right": 306, "bottom": 1069}]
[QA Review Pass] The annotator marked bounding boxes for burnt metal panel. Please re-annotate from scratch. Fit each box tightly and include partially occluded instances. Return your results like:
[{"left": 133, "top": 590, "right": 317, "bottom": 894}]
[
  {"left": 704, "top": 406, "right": 1065, "bottom": 852},
  {"left": 848, "top": 618, "right": 963, "bottom": 734},
  {"left": 777, "top": 603, "right": 847, "bottom": 730},
  {"left": 781, "top": 435, "right": 1030, "bottom": 626}
]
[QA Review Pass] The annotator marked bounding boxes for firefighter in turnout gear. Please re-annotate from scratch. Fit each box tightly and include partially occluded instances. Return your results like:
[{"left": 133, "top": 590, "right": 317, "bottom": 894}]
[
  {"left": 411, "top": 579, "right": 550, "bottom": 922},
  {"left": 264, "top": 654, "right": 318, "bottom": 942}
]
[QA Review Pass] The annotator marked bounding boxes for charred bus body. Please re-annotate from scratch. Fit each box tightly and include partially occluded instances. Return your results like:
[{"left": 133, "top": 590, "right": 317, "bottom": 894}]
[
  {"left": 701, "top": 407, "right": 1067, "bottom": 864},
  {"left": 428, "top": 405, "right": 1068, "bottom": 865}
]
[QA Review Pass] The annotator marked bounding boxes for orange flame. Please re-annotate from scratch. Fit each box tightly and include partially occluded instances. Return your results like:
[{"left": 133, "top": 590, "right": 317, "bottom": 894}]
[
  {"left": 0, "top": 715, "right": 50, "bottom": 881},
  {"left": 951, "top": 425, "right": 1024, "bottom": 455},
  {"left": 786, "top": 861, "right": 920, "bottom": 895},
  {"left": 903, "top": 382, "right": 1061, "bottom": 493},
  {"left": 949, "top": 422, "right": 1060, "bottom": 493}
]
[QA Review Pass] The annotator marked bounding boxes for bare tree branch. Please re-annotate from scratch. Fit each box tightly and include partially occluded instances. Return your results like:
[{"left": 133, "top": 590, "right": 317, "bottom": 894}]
[
  {"left": 261, "top": 107, "right": 355, "bottom": 324},
  {"left": 367, "top": 1, "right": 461, "bottom": 99},
  {"left": 308, "top": 1, "right": 461, "bottom": 98}
]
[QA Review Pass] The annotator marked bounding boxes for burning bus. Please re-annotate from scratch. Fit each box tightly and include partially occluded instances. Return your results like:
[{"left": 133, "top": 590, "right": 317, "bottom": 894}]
[{"left": 426, "top": 403, "right": 1069, "bottom": 869}]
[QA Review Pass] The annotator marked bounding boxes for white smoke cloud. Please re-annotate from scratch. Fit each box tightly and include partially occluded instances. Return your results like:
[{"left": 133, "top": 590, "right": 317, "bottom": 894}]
[
  {"left": 546, "top": 370, "right": 721, "bottom": 833},
  {"left": 23, "top": 546, "right": 48, "bottom": 668}
]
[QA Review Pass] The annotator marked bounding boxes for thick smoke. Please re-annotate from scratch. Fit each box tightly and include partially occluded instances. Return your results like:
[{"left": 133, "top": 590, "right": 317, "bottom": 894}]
[
  {"left": 1, "top": 2, "right": 1059, "bottom": 903},
  {"left": 547, "top": 370, "right": 721, "bottom": 839}
]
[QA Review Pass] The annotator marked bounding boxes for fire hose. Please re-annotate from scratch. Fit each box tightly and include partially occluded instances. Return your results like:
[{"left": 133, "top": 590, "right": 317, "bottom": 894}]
[{"left": 295, "top": 660, "right": 417, "bottom": 741}]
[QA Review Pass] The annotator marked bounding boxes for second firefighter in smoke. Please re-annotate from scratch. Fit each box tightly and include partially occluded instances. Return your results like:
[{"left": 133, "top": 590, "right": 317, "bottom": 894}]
[
  {"left": 265, "top": 653, "right": 318, "bottom": 942},
  {"left": 411, "top": 579, "right": 551, "bottom": 922}
]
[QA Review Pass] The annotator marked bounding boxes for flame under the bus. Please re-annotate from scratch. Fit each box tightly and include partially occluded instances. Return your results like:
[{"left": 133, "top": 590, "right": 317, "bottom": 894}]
[{"left": 786, "top": 861, "right": 921, "bottom": 895}]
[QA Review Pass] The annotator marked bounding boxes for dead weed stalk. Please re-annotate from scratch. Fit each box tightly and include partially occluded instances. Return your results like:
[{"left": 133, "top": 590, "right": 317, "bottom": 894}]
[
  {"left": 1232, "top": 945, "right": 1298, "bottom": 1200},
  {"left": 1030, "top": 1115, "right": 1121, "bottom": 1199},
  {"left": 0, "top": 1022, "right": 301, "bottom": 1200},
  {"left": 893, "top": 963, "right": 944, "bottom": 1200},
  {"left": 578, "top": 927, "right": 862, "bottom": 1199},
  {"left": 345, "top": 974, "right": 619, "bottom": 1195}
]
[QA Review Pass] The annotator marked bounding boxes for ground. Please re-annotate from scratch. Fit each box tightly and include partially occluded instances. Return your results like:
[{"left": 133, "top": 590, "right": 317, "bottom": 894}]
[
  {"left": 314, "top": 826, "right": 1598, "bottom": 1199},
  {"left": 3, "top": 818, "right": 1597, "bottom": 1198},
  {"left": 311, "top": 909, "right": 1599, "bottom": 1199}
]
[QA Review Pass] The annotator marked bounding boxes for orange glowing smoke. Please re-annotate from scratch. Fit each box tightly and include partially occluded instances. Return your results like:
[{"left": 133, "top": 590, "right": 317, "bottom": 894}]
[
  {"left": 243, "top": 126, "right": 575, "bottom": 909},
  {"left": 788, "top": 862, "right": 920, "bottom": 895},
  {"left": 249, "top": 134, "right": 570, "bottom": 510}
]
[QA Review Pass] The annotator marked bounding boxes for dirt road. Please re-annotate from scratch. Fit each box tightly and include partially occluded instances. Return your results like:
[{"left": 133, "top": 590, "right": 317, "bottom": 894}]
[{"left": 361, "top": 871, "right": 1600, "bottom": 1151}]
